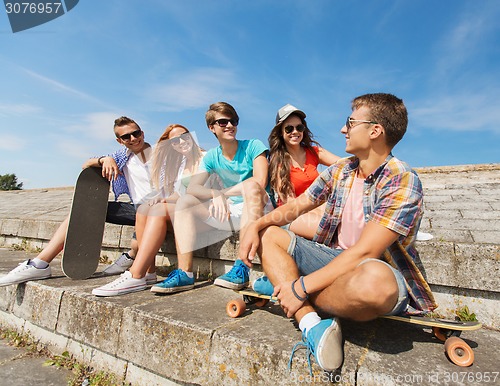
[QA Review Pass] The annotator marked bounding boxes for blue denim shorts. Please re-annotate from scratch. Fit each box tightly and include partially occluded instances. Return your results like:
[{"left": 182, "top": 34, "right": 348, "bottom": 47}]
[{"left": 285, "top": 230, "right": 409, "bottom": 316}]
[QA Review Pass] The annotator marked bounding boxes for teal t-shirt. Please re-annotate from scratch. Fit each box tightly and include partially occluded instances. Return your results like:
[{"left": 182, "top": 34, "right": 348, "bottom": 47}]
[{"left": 200, "top": 139, "right": 268, "bottom": 204}]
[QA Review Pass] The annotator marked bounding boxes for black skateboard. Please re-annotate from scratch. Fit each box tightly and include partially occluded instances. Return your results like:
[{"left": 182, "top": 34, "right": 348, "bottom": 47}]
[{"left": 62, "top": 167, "right": 110, "bottom": 279}]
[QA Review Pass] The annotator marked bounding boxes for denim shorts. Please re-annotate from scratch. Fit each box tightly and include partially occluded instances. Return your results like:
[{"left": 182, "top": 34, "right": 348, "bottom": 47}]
[{"left": 285, "top": 230, "right": 409, "bottom": 316}]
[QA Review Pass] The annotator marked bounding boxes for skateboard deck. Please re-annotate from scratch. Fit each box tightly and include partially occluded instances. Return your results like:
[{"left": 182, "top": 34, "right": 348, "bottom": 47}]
[
  {"left": 62, "top": 167, "right": 110, "bottom": 279},
  {"left": 226, "top": 288, "right": 482, "bottom": 367}
]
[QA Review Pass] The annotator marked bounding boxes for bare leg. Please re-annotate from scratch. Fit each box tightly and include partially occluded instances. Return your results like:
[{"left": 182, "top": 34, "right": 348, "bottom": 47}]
[
  {"left": 312, "top": 261, "right": 399, "bottom": 321},
  {"left": 129, "top": 202, "right": 174, "bottom": 278},
  {"left": 259, "top": 226, "right": 315, "bottom": 324},
  {"left": 37, "top": 216, "right": 70, "bottom": 264},
  {"left": 173, "top": 194, "right": 212, "bottom": 272}
]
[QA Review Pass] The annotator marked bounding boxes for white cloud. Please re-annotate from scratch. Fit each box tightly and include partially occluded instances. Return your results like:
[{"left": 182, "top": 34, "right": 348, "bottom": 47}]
[
  {"left": 147, "top": 68, "right": 251, "bottom": 112},
  {"left": 0, "top": 134, "right": 25, "bottom": 151},
  {"left": 0, "top": 103, "right": 42, "bottom": 117},
  {"left": 411, "top": 92, "right": 500, "bottom": 134},
  {"left": 64, "top": 112, "right": 122, "bottom": 141}
]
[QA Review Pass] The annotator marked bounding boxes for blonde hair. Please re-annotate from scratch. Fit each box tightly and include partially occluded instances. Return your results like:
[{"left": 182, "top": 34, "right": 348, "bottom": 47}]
[{"left": 150, "top": 124, "right": 203, "bottom": 196}]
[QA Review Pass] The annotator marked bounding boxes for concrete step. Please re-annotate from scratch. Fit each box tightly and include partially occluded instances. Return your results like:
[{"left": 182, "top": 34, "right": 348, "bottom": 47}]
[{"left": 1, "top": 248, "right": 499, "bottom": 386}]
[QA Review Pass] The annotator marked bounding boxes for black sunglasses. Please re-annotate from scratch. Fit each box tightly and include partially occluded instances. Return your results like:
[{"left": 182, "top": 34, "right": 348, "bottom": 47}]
[
  {"left": 119, "top": 129, "right": 142, "bottom": 141},
  {"left": 284, "top": 124, "right": 306, "bottom": 134},
  {"left": 213, "top": 118, "right": 239, "bottom": 127},
  {"left": 170, "top": 132, "right": 192, "bottom": 146}
]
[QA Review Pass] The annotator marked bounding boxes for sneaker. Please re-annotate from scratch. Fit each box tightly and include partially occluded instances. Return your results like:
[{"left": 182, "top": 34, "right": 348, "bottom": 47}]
[
  {"left": 102, "top": 252, "right": 134, "bottom": 275},
  {"left": 252, "top": 276, "right": 274, "bottom": 296},
  {"left": 0, "top": 260, "right": 51, "bottom": 287},
  {"left": 213, "top": 260, "right": 249, "bottom": 290},
  {"left": 145, "top": 272, "right": 157, "bottom": 285},
  {"left": 289, "top": 318, "right": 343, "bottom": 374},
  {"left": 416, "top": 231, "right": 433, "bottom": 241},
  {"left": 92, "top": 271, "right": 146, "bottom": 297},
  {"left": 150, "top": 269, "right": 194, "bottom": 294}
]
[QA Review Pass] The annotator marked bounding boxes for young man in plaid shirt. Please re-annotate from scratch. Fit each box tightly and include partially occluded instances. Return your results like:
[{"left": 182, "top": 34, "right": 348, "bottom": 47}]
[{"left": 239, "top": 93, "right": 436, "bottom": 373}]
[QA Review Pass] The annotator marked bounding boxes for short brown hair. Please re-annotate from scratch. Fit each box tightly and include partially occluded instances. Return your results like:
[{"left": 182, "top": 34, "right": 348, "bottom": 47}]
[
  {"left": 352, "top": 93, "right": 408, "bottom": 148},
  {"left": 113, "top": 116, "right": 141, "bottom": 137},
  {"left": 205, "top": 102, "right": 239, "bottom": 128}
]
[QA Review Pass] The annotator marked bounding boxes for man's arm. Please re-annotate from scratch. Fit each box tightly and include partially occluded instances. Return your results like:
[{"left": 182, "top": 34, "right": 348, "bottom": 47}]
[
  {"left": 239, "top": 193, "right": 320, "bottom": 266},
  {"left": 275, "top": 221, "right": 400, "bottom": 317},
  {"left": 81, "top": 156, "right": 120, "bottom": 181}
]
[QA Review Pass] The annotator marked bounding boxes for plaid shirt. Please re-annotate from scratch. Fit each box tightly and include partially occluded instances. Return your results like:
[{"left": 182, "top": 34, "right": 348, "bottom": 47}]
[
  {"left": 93, "top": 148, "right": 132, "bottom": 202},
  {"left": 305, "top": 154, "right": 437, "bottom": 314}
]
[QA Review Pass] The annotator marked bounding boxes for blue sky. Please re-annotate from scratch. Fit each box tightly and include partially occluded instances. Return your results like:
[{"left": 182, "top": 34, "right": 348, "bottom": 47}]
[{"left": 1, "top": 0, "right": 499, "bottom": 189}]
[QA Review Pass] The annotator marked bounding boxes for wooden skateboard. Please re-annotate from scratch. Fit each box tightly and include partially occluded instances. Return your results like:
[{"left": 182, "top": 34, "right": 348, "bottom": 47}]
[
  {"left": 62, "top": 167, "right": 110, "bottom": 279},
  {"left": 226, "top": 289, "right": 482, "bottom": 367},
  {"left": 381, "top": 314, "right": 482, "bottom": 367}
]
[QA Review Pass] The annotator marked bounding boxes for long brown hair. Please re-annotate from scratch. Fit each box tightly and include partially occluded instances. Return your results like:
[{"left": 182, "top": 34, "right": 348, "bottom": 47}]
[
  {"left": 268, "top": 114, "right": 319, "bottom": 203},
  {"left": 150, "top": 124, "right": 204, "bottom": 196}
]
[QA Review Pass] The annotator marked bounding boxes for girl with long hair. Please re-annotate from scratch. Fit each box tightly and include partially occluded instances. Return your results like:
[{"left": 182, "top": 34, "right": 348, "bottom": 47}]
[
  {"left": 268, "top": 104, "right": 340, "bottom": 237},
  {"left": 92, "top": 124, "right": 205, "bottom": 296}
]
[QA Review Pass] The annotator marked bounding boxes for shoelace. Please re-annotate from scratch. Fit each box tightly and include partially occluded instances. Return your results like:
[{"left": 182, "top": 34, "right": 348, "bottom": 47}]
[
  {"left": 225, "top": 264, "right": 247, "bottom": 280},
  {"left": 288, "top": 332, "right": 314, "bottom": 376},
  {"left": 164, "top": 269, "right": 181, "bottom": 284},
  {"left": 108, "top": 273, "right": 134, "bottom": 288}
]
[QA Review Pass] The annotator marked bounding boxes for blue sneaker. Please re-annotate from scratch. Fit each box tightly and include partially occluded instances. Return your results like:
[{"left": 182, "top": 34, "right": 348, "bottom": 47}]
[
  {"left": 150, "top": 269, "right": 194, "bottom": 294},
  {"left": 289, "top": 318, "right": 343, "bottom": 374},
  {"left": 252, "top": 276, "right": 274, "bottom": 296},
  {"left": 213, "top": 260, "right": 249, "bottom": 290}
]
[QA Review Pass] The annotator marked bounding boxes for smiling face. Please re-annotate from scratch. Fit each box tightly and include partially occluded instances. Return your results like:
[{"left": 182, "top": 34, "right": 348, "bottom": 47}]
[
  {"left": 115, "top": 123, "right": 145, "bottom": 153},
  {"left": 281, "top": 114, "right": 304, "bottom": 148},
  {"left": 340, "top": 105, "right": 376, "bottom": 155},
  {"left": 209, "top": 113, "right": 238, "bottom": 142},
  {"left": 168, "top": 126, "right": 193, "bottom": 155}
]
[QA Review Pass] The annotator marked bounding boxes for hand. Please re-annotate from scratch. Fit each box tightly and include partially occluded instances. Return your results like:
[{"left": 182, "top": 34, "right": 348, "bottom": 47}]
[
  {"left": 101, "top": 157, "right": 121, "bottom": 181},
  {"left": 238, "top": 222, "right": 260, "bottom": 268},
  {"left": 209, "top": 192, "right": 229, "bottom": 223},
  {"left": 273, "top": 280, "right": 305, "bottom": 318}
]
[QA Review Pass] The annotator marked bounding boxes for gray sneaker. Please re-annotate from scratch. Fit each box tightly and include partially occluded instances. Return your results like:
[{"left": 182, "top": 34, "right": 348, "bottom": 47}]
[
  {"left": 102, "top": 252, "right": 134, "bottom": 275},
  {"left": 0, "top": 259, "right": 52, "bottom": 287}
]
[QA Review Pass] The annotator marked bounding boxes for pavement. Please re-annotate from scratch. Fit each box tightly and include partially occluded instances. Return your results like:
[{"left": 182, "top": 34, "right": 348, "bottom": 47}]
[{"left": 0, "top": 332, "right": 72, "bottom": 386}]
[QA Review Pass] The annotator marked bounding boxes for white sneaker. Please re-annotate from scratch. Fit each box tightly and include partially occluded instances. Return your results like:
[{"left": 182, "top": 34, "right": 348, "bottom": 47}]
[
  {"left": 92, "top": 271, "right": 146, "bottom": 297},
  {"left": 145, "top": 272, "right": 157, "bottom": 285},
  {"left": 102, "top": 253, "right": 134, "bottom": 275},
  {"left": 0, "top": 260, "right": 51, "bottom": 287},
  {"left": 416, "top": 231, "right": 434, "bottom": 241}
]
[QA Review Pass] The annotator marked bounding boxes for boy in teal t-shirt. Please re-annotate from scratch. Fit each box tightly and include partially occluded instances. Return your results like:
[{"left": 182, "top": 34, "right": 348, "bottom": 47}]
[{"left": 151, "top": 102, "right": 273, "bottom": 294}]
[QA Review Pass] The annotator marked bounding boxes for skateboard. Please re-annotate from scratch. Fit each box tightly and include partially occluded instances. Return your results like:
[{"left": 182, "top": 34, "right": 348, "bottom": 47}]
[
  {"left": 381, "top": 314, "right": 482, "bottom": 367},
  {"left": 226, "top": 289, "right": 482, "bottom": 367},
  {"left": 226, "top": 288, "right": 278, "bottom": 318},
  {"left": 62, "top": 167, "right": 110, "bottom": 279}
]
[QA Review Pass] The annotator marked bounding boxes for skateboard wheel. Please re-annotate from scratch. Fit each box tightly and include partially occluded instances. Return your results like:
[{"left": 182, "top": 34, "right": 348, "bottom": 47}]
[
  {"left": 433, "top": 327, "right": 450, "bottom": 342},
  {"left": 444, "top": 336, "right": 474, "bottom": 367},
  {"left": 254, "top": 298, "right": 269, "bottom": 307},
  {"left": 226, "top": 299, "right": 246, "bottom": 318}
]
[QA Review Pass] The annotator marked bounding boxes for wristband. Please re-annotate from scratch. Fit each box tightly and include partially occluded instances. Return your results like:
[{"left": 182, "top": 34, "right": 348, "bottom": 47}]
[
  {"left": 299, "top": 276, "right": 309, "bottom": 297},
  {"left": 291, "top": 278, "right": 308, "bottom": 302},
  {"left": 98, "top": 156, "right": 105, "bottom": 166}
]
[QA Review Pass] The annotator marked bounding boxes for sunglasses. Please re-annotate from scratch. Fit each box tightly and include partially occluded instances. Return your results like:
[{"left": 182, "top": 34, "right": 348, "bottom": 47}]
[
  {"left": 345, "top": 117, "right": 378, "bottom": 131},
  {"left": 119, "top": 129, "right": 142, "bottom": 141},
  {"left": 284, "top": 124, "right": 306, "bottom": 134},
  {"left": 170, "top": 132, "right": 192, "bottom": 146},
  {"left": 213, "top": 118, "right": 239, "bottom": 127}
]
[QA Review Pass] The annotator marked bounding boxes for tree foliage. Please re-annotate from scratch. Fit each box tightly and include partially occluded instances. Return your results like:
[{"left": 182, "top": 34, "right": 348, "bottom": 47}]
[{"left": 0, "top": 174, "right": 23, "bottom": 191}]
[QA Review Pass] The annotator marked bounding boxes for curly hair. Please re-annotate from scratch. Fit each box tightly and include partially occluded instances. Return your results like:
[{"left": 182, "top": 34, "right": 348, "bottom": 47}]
[
  {"left": 150, "top": 124, "right": 204, "bottom": 196},
  {"left": 268, "top": 113, "right": 320, "bottom": 203}
]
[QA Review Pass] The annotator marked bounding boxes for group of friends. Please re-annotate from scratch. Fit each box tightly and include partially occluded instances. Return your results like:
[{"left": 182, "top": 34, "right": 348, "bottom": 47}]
[{"left": 0, "top": 93, "right": 437, "bottom": 373}]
